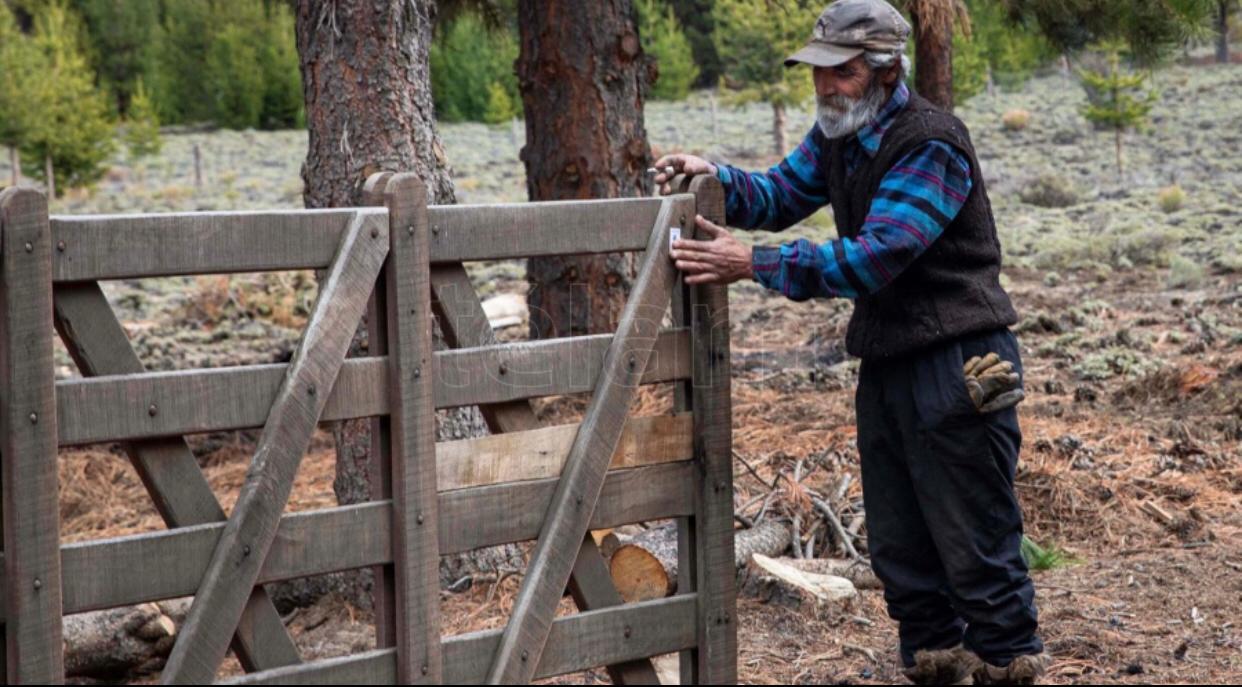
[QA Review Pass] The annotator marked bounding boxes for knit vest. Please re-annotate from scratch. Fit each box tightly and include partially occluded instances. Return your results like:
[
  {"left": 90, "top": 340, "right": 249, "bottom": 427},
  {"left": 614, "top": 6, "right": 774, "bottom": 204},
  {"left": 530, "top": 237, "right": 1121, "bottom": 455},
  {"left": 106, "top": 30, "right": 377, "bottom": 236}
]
[{"left": 821, "top": 91, "right": 1017, "bottom": 360}]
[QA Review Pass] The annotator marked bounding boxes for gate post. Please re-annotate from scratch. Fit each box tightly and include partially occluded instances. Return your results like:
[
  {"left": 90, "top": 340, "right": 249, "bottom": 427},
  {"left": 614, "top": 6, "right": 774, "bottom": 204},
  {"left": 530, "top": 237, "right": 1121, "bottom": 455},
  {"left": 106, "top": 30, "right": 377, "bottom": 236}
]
[{"left": 0, "top": 188, "right": 64, "bottom": 684}]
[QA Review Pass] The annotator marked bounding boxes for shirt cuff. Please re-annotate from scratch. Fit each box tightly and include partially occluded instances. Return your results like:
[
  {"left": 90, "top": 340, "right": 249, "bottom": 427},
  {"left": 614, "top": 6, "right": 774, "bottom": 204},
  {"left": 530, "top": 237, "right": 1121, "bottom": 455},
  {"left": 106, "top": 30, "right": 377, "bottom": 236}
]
[
  {"left": 714, "top": 164, "right": 733, "bottom": 187},
  {"left": 751, "top": 244, "right": 781, "bottom": 289}
]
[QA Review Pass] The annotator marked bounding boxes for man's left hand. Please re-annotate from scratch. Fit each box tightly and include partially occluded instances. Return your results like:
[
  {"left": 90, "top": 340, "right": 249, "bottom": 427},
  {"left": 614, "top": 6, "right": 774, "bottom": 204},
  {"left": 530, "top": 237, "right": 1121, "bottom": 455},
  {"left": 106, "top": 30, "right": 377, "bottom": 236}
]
[{"left": 669, "top": 215, "right": 754, "bottom": 285}]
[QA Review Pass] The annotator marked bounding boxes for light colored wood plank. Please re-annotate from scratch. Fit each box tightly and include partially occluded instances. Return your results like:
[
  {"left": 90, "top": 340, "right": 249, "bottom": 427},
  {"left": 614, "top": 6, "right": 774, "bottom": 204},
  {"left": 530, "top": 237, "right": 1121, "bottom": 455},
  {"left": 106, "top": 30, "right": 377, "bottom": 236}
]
[
  {"left": 425, "top": 196, "right": 673, "bottom": 263},
  {"left": 49, "top": 208, "right": 386, "bottom": 281},
  {"left": 436, "top": 413, "right": 692, "bottom": 491},
  {"left": 0, "top": 462, "right": 695, "bottom": 618},
  {"left": 381, "top": 173, "right": 441, "bottom": 683},
  {"left": 0, "top": 187, "right": 64, "bottom": 683},
  {"left": 219, "top": 595, "right": 697, "bottom": 685},
  {"left": 161, "top": 211, "right": 389, "bottom": 684},
  {"left": 566, "top": 535, "right": 661, "bottom": 684},
  {"left": 52, "top": 281, "right": 303, "bottom": 672},
  {"left": 54, "top": 328, "right": 690, "bottom": 446},
  {"left": 487, "top": 196, "right": 692, "bottom": 684},
  {"left": 687, "top": 176, "right": 738, "bottom": 684}
]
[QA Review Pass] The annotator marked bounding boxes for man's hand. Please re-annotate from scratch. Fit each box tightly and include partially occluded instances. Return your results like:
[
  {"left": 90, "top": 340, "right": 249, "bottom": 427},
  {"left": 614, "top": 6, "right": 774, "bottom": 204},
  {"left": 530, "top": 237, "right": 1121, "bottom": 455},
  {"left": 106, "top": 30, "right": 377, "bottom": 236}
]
[
  {"left": 964, "top": 352, "right": 1024, "bottom": 413},
  {"left": 669, "top": 215, "right": 753, "bottom": 285},
  {"left": 652, "top": 154, "right": 718, "bottom": 195}
]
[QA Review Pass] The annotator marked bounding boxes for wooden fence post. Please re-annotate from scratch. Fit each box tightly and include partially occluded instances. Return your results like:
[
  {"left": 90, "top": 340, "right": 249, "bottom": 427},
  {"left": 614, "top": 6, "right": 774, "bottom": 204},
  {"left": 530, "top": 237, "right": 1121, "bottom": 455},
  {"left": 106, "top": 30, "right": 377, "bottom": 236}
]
[
  {"left": 0, "top": 187, "right": 64, "bottom": 684},
  {"left": 686, "top": 176, "right": 737, "bottom": 684},
  {"left": 381, "top": 173, "right": 442, "bottom": 683}
]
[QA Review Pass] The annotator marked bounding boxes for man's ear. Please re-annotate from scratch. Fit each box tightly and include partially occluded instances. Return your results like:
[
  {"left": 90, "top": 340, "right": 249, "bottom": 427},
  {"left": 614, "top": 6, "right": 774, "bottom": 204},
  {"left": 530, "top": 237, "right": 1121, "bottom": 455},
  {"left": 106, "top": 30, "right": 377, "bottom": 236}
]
[{"left": 882, "top": 64, "right": 900, "bottom": 86}]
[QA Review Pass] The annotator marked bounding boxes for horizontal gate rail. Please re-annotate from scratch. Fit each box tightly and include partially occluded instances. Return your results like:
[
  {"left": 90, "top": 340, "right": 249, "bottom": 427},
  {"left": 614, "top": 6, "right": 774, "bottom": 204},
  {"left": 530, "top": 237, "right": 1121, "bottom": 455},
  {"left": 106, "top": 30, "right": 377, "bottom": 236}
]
[
  {"left": 219, "top": 595, "right": 698, "bottom": 686},
  {"left": 54, "top": 328, "right": 691, "bottom": 446}
]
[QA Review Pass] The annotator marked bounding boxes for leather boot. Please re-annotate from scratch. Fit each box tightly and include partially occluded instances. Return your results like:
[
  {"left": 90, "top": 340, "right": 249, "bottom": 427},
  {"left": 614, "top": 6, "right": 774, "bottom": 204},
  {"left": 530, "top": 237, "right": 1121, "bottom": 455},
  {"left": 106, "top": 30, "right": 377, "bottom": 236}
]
[
  {"left": 901, "top": 645, "right": 982, "bottom": 685},
  {"left": 972, "top": 652, "right": 1051, "bottom": 685}
]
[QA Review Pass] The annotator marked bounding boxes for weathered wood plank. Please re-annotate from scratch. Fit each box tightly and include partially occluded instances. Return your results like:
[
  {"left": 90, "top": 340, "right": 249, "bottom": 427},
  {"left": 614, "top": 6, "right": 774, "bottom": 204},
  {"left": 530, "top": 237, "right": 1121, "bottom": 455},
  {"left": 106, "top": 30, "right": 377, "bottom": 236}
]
[
  {"left": 687, "top": 176, "right": 738, "bottom": 684},
  {"left": 381, "top": 173, "right": 441, "bottom": 683},
  {"left": 360, "top": 171, "right": 398, "bottom": 654},
  {"left": 426, "top": 196, "right": 673, "bottom": 263},
  {"left": 54, "top": 329, "right": 690, "bottom": 446},
  {"left": 0, "top": 187, "right": 64, "bottom": 683},
  {"left": 161, "top": 211, "right": 389, "bottom": 684},
  {"left": 48, "top": 198, "right": 689, "bottom": 282},
  {"left": 49, "top": 208, "right": 386, "bottom": 281},
  {"left": 0, "top": 462, "right": 695, "bottom": 618},
  {"left": 219, "top": 594, "right": 698, "bottom": 685},
  {"left": 487, "top": 196, "right": 692, "bottom": 684},
  {"left": 434, "top": 327, "right": 689, "bottom": 410},
  {"left": 436, "top": 413, "right": 692, "bottom": 491},
  {"left": 53, "top": 281, "right": 303, "bottom": 672}
]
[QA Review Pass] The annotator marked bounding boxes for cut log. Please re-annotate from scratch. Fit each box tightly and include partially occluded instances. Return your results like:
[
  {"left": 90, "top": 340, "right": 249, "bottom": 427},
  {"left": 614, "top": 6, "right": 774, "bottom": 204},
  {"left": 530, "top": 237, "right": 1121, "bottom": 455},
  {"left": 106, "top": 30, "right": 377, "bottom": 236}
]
[
  {"left": 63, "top": 603, "right": 179, "bottom": 680},
  {"left": 610, "top": 523, "right": 679, "bottom": 602},
  {"left": 780, "top": 557, "right": 882, "bottom": 590},
  {"left": 733, "top": 519, "right": 792, "bottom": 568},
  {"left": 746, "top": 554, "right": 857, "bottom": 611},
  {"left": 606, "top": 520, "right": 792, "bottom": 603}
]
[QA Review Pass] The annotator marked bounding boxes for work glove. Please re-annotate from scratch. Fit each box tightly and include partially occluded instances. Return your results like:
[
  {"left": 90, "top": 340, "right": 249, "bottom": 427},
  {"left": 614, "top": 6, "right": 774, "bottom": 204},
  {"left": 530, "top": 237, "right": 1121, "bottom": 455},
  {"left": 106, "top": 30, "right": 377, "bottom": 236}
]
[{"left": 963, "top": 352, "right": 1024, "bottom": 413}]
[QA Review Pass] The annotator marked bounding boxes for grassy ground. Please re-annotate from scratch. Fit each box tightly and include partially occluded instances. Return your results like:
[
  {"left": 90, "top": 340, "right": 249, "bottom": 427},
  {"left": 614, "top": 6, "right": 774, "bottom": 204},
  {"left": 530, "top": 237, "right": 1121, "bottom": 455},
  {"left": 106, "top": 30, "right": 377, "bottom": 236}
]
[{"left": 24, "top": 60, "right": 1241, "bottom": 684}]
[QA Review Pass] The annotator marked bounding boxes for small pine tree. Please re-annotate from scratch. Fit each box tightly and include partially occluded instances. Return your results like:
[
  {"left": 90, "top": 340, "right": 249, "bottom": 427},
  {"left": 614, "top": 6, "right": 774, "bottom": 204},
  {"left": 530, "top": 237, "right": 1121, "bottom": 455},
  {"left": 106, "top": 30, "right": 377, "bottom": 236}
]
[
  {"left": 712, "top": 0, "right": 817, "bottom": 155},
  {"left": 19, "top": 1, "right": 116, "bottom": 195},
  {"left": 124, "top": 77, "right": 162, "bottom": 158},
  {"left": 1078, "top": 45, "right": 1156, "bottom": 177},
  {"left": 637, "top": 0, "right": 700, "bottom": 100},
  {"left": 482, "top": 80, "right": 517, "bottom": 124}
]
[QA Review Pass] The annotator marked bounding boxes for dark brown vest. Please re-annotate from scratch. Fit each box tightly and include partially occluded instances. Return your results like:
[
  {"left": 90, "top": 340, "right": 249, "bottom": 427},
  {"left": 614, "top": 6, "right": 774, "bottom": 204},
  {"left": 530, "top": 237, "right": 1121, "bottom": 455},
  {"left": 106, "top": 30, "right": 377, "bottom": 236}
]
[{"left": 822, "top": 91, "right": 1017, "bottom": 360}]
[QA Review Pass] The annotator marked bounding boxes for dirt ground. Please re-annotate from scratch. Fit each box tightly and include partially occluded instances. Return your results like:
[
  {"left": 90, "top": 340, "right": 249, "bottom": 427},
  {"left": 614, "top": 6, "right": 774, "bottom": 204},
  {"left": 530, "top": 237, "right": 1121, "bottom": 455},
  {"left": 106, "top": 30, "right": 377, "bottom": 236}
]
[{"left": 49, "top": 61, "right": 1241, "bottom": 684}]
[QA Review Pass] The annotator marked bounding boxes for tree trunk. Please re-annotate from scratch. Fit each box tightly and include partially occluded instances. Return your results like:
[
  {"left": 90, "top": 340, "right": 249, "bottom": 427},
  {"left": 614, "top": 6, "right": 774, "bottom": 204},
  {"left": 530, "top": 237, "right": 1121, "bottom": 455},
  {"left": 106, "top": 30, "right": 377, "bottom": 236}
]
[
  {"left": 1219, "top": 1, "right": 1232, "bottom": 64},
  {"left": 44, "top": 152, "right": 54, "bottom": 200},
  {"left": 909, "top": 0, "right": 954, "bottom": 111},
  {"left": 8, "top": 145, "right": 18, "bottom": 186},
  {"left": 772, "top": 101, "right": 788, "bottom": 156},
  {"left": 516, "top": 0, "right": 653, "bottom": 339},
  {"left": 295, "top": 0, "right": 490, "bottom": 607}
]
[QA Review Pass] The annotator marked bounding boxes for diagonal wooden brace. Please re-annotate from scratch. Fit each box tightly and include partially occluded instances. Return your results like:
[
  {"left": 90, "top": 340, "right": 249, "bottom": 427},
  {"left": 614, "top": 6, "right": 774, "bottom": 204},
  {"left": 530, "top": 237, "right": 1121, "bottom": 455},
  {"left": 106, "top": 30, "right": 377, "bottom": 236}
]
[
  {"left": 486, "top": 196, "right": 689, "bottom": 684},
  {"left": 160, "top": 211, "right": 390, "bottom": 684},
  {"left": 52, "top": 281, "right": 303, "bottom": 672},
  {"left": 429, "top": 259, "right": 658, "bottom": 685}
]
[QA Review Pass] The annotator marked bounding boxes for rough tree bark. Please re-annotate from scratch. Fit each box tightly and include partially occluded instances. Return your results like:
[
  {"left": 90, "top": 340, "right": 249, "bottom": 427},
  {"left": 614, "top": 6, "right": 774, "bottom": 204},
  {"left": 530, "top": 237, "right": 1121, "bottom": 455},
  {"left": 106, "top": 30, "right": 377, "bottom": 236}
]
[
  {"left": 294, "top": 0, "right": 495, "bottom": 605},
  {"left": 516, "top": 0, "right": 654, "bottom": 339},
  {"left": 907, "top": 0, "right": 955, "bottom": 111}
]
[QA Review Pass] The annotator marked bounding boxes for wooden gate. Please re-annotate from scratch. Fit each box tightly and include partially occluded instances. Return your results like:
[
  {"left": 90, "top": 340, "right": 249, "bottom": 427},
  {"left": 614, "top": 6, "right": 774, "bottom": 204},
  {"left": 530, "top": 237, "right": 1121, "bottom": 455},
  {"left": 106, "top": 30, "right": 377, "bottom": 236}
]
[{"left": 0, "top": 172, "right": 736, "bottom": 684}]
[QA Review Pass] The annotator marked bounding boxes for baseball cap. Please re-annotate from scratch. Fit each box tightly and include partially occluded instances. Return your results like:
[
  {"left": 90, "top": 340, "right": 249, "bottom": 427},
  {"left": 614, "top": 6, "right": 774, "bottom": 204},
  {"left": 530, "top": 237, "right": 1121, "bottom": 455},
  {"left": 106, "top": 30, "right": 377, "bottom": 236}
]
[{"left": 784, "top": 0, "right": 912, "bottom": 68}]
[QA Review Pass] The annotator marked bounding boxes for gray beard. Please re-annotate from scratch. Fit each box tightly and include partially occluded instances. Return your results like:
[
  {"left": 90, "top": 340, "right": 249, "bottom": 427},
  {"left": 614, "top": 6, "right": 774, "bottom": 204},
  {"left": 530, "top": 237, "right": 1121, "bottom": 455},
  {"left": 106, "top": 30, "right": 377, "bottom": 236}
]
[{"left": 815, "top": 80, "right": 889, "bottom": 139}]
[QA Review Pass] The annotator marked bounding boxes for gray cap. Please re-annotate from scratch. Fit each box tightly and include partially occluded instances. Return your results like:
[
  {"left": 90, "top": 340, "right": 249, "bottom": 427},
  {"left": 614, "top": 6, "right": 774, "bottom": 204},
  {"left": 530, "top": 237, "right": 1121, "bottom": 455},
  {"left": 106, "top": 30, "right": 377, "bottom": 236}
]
[{"left": 785, "top": 0, "right": 912, "bottom": 68}]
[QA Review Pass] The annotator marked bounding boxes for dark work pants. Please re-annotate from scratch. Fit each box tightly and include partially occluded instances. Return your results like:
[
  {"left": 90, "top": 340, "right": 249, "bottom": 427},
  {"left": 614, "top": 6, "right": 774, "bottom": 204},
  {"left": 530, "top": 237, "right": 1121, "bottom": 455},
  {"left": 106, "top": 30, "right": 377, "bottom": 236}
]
[{"left": 856, "top": 327, "right": 1042, "bottom": 667}]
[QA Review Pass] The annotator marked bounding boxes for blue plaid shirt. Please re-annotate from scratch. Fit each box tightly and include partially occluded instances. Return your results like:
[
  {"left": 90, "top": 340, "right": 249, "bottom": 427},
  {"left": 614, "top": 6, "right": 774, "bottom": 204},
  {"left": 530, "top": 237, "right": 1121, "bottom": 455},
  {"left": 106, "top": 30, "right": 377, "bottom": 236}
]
[{"left": 715, "top": 82, "right": 973, "bottom": 300}]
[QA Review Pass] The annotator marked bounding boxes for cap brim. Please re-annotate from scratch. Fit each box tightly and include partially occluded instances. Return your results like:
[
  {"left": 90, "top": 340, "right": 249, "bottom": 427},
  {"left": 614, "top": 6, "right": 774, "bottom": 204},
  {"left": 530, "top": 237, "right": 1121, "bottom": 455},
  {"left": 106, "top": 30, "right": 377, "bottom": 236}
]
[{"left": 784, "top": 42, "right": 863, "bottom": 68}]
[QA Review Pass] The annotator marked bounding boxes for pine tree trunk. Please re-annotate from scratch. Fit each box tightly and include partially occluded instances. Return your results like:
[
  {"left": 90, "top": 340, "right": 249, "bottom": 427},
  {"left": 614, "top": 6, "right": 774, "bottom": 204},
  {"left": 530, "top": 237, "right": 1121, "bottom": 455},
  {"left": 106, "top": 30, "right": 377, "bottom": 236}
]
[
  {"left": 909, "top": 1, "right": 954, "bottom": 111},
  {"left": 516, "top": 0, "right": 654, "bottom": 339},
  {"left": 772, "top": 101, "right": 789, "bottom": 156},
  {"left": 294, "top": 0, "right": 490, "bottom": 606},
  {"left": 45, "top": 153, "right": 55, "bottom": 200},
  {"left": 1115, "top": 128, "right": 1124, "bottom": 180},
  {"left": 8, "top": 146, "right": 18, "bottom": 186},
  {"left": 1219, "top": 1, "right": 1232, "bottom": 64}
]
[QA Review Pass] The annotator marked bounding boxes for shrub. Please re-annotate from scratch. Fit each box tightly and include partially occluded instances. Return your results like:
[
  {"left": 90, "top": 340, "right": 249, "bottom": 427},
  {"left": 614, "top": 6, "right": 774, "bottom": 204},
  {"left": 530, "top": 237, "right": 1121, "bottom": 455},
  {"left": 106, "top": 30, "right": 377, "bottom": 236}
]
[
  {"left": 1157, "top": 184, "right": 1186, "bottom": 213},
  {"left": 1019, "top": 174, "right": 1079, "bottom": 208},
  {"left": 1002, "top": 108, "right": 1031, "bottom": 131},
  {"left": 1166, "top": 255, "right": 1203, "bottom": 289}
]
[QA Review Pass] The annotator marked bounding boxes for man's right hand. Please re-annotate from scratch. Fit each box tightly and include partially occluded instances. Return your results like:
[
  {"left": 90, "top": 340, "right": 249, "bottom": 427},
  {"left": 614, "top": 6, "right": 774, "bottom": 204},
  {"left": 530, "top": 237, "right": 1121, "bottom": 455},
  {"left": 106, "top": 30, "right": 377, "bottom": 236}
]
[{"left": 652, "top": 154, "right": 718, "bottom": 195}]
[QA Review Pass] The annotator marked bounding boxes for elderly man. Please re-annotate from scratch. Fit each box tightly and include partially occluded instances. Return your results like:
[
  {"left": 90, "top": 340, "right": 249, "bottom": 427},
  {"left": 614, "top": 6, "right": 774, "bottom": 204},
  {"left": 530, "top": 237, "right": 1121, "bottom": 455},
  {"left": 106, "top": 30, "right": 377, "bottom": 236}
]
[{"left": 655, "top": 0, "right": 1048, "bottom": 684}]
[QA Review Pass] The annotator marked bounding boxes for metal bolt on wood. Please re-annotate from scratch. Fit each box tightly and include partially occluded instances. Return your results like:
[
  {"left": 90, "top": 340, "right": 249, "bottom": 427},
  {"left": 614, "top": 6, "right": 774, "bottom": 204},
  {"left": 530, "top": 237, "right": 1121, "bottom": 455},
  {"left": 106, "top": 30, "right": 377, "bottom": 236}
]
[
  {"left": 29, "top": 412, "right": 37, "bottom": 424},
  {"left": 24, "top": 241, "right": 32, "bottom": 252},
  {"left": 57, "top": 240, "right": 65, "bottom": 252},
  {"left": 33, "top": 578, "right": 41, "bottom": 590},
  {"left": 148, "top": 403, "right": 158, "bottom": 417}
]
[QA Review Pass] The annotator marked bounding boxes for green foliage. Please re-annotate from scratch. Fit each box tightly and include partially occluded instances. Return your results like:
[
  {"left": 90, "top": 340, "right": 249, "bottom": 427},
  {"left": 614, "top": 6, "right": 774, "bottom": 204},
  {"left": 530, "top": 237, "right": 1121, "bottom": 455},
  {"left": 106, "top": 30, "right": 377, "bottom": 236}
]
[
  {"left": 482, "top": 81, "right": 518, "bottom": 124},
  {"left": 256, "top": 3, "right": 304, "bottom": 130},
  {"left": 1020, "top": 536, "right": 1080, "bottom": 571},
  {"left": 430, "top": 10, "right": 520, "bottom": 123},
  {"left": 148, "top": 0, "right": 214, "bottom": 124},
  {"left": 712, "top": 0, "right": 816, "bottom": 110},
  {"left": 0, "top": 3, "right": 40, "bottom": 152},
  {"left": 1001, "top": 0, "right": 1217, "bottom": 67},
  {"left": 124, "top": 77, "right": 162, "bottom": 158},
  {"left": 952, "top": 24, "right": 989, "bottom": 103},
  {"left": 18, "top": 1, "right": 115, "bottom": 189},
  {"left": 1078, "top": 45, "right": 1158, "bottom": 173},
  {"left": 963, "top": 0, "right": 1056, "bottom": 89},
  {"left": 637, "top": 0, "right": 699, "bottom": 100},
  {"left": 73, "top": 0, "right": 159, "bottom": 116},
  {"left": 1158, "top": 184, "right": 1187, "bottom": 213},
  {"left": 670, "top": 0, "right": 722, "bottom": 87}
]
